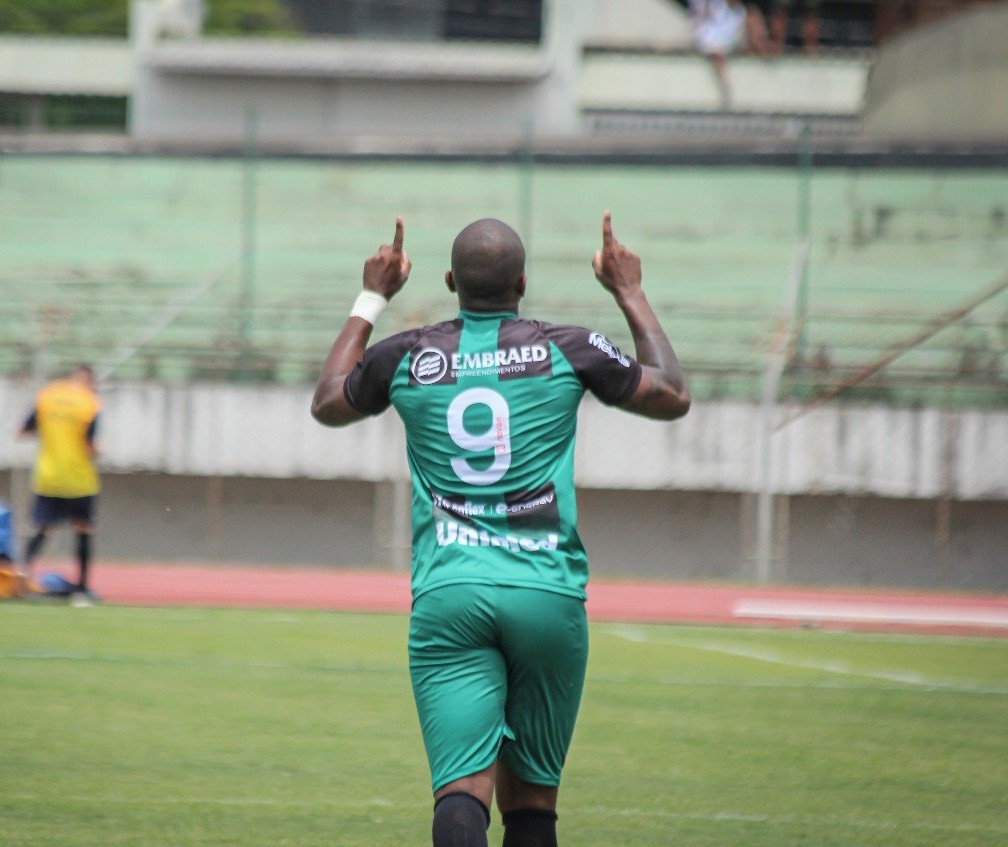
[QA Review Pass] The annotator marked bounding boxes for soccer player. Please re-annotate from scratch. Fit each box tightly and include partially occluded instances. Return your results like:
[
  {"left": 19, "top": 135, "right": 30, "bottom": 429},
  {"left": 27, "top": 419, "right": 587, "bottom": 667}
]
[
  {"left": 311, "top": 212, "right": 690, "bottom": 847},
  {"left": 18, "top": 364, "right": 102, "bottom": 605}
]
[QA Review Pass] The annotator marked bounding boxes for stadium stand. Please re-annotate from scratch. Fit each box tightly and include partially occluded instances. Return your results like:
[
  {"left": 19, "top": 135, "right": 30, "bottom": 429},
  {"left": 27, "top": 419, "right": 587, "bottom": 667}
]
[{"left": 1, "top": 155, "right": 1005, "bottom": 408}]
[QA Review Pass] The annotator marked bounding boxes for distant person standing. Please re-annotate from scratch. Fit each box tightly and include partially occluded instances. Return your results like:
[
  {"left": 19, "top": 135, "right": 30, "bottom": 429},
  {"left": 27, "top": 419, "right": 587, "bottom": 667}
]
[{"left": 18, "top": 364, "right": 102, "bottom": 605}]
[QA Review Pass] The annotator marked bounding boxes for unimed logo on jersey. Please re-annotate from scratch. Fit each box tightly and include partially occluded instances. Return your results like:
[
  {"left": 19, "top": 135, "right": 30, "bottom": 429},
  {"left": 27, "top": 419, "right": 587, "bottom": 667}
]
[
  {"left": 410, "top": 348, "right": 449, "bottom": 384},
  {"left": 588, "top": 332, "right": 630, "bottom": 367}
]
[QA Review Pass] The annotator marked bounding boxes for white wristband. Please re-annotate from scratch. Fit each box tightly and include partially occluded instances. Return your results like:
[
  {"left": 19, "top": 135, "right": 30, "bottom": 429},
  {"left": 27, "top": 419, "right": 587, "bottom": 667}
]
[{"left": 350, "top": 290, "right": 388, "bottom": 325}]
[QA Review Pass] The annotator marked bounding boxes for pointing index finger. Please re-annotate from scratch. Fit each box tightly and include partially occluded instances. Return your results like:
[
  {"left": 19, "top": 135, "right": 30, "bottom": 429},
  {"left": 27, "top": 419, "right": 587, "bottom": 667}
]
[
  {"left": 601, "top": 210, "right": 613, "bottom": 248},
  {"left": 392, "top": 216, "right": 405, "bottom": 253}
]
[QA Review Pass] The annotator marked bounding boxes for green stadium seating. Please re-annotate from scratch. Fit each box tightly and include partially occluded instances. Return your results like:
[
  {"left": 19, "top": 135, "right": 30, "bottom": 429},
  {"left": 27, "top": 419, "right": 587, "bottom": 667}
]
[{"left": 2, "top": 155, "right": 1005, "bottom": 407}]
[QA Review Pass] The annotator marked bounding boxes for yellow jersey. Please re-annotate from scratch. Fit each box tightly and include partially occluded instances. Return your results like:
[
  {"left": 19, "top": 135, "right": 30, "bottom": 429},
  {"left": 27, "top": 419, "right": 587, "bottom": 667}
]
[{"left": 28, "top": 380, "right": 101, "bottom": 498}]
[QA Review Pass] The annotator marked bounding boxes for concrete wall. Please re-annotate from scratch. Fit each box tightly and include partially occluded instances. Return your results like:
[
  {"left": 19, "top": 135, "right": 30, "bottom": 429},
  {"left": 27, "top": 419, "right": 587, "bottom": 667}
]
[
  {"left": 864, "top": 3, "right": 1008, "bottom": 142},
  {"left": 0, "top": 0, "right": 869, "bottom": 142},
  {"left": 4, "top": 380, "right": 1006, "bottom": 499},
  {"left": 0, "top": 37, "right": 132, "bottom": 96},
  {"left": 2, "top": 472, "right": 1003, "bottom": 591},
  {"left": 580, "top": 0, "right": 691, "bottom": 48},
  {"left": 579, "top": 52, "right": 869, "bottom": 116},
  {"left": 131, "top": 72, "right": 543, "bottom": 144},
  {"left": 126, "top": 0, "right": 868, "bottom": 145},
  {"left": 3, "top": 379, "right": 1005, "bottom": 589},
  {"left": 129, "top": 0, "right": 575, "bottom": 141}
]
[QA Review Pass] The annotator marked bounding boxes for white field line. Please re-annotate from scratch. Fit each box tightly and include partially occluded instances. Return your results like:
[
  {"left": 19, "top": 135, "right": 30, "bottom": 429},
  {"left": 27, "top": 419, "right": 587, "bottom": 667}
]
[
  {"left": 604, "top": 627, "right": 1008, "bottom": 694},
  {"left": 733, "top": 598, "right": 1008, "bottom": 629},
  {"left": 679, "top": 641, "right": 959, "bottom": 689}
]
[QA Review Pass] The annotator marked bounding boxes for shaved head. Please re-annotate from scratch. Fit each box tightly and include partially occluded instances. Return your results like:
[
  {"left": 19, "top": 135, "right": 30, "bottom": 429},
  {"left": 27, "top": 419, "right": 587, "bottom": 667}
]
[{"left": 449, "top": 219, "right": 526, "bottom": 310}]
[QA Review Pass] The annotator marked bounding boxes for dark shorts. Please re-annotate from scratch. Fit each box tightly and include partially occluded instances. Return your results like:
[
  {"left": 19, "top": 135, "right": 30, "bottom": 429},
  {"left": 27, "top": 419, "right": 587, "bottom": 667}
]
[
  {"left": 409, "top": 584, "right": 588, "bottom": 793},
  {"left": 32, "top": 495, "right": 97, "bottom": 528}
]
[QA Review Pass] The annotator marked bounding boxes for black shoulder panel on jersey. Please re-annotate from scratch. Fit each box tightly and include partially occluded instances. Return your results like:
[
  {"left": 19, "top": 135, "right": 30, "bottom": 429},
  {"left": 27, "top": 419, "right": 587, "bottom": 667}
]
[
  {"left": 343, "top": 319, "right": 463, "bottom": 415},
  {"left": 532, "top": 320, "right": 643, "bottom": 406},
  {"left": 495, "top": 318, "right": 555, "bottom": 381},
  {"left": 343, "top": 327, "right": 421, "bottom": 415}
]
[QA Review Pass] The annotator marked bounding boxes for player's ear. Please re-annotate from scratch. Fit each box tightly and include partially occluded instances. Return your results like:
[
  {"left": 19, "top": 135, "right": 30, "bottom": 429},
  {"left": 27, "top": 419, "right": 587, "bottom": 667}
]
[
  {"left": 445, "top": 271, "right": 456, "bottom": 293},
  {"left": 516, "top": 273, "right": 527, "bottom": 299}
]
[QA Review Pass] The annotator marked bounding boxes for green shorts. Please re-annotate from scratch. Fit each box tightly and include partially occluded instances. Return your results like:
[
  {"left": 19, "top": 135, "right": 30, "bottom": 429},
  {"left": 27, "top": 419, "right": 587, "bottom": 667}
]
[{"left": 408, "top": 583, "right": 589, "bottom": 793}]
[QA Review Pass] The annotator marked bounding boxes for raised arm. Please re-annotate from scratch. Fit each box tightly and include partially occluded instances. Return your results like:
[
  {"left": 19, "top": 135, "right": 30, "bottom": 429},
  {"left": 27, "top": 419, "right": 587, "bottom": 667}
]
[
  {"left": 311, "top": 217, "right": 412, "bottom": 427},
  {"left": 592, "top": 211, "right": 691, "bottom": 420}
]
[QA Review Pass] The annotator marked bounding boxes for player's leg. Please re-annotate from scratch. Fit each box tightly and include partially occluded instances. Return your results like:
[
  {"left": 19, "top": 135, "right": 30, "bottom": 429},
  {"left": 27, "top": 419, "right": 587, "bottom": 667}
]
[
  {"left": 434, "top": 766, "right": 496, "bottom": 810},
  {"left": 496, "top": 588, "right": 589, "bottom": 847},
  {"left": 496, "top": 762, "right": 559, "bottom": 847},
  {"left": 410, "top": 584, "right": 511, "bottom": 846},
  {"left": 23, "top": 495, "right": 56, "bottom": 568},
  {"left": 432, "top": 773, "right": 494, "bottom": 847},
  {"left": 73, "top": 526, "right": 93, "bottom": 591},
  {"left": 23, "top": 528, "right": 48, "bottom": 564},
  {"left": 70, "top": 496, "right": 97, "bottom": 599}
]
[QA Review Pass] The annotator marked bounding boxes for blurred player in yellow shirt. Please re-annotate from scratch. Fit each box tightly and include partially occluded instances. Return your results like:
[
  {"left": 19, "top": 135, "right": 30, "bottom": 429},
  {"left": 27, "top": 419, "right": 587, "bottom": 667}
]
[{"left": 19, "top": 365, "right": 102, "bottom": 604}]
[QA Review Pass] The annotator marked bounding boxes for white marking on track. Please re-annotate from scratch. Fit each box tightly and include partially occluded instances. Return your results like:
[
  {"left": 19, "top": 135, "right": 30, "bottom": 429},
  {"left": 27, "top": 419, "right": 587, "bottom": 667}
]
[{"left": 733, "top": 598, "right": 1008, "bottom": 629}]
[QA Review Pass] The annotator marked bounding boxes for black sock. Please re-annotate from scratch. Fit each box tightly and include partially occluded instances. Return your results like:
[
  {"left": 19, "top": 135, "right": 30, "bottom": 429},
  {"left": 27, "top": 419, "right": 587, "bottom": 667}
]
[
  {"left": 502, "top": 808, "right": 558, "bottom": 847},
  {"left": 24, "top": 531, "right": 47, "bottom": 565},
  {"left": 76, "top": 532, "right": 91, "bottom": 591},
  {"left": 432, "top": 792, "right": 490, "bottom": 847}
]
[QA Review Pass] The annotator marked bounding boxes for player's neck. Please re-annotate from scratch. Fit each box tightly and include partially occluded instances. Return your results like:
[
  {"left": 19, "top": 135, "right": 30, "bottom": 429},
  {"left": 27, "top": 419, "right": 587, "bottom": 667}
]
[
  {"left": 457, "top": 298, "right": 520, "bottom": 315},
  {"left": 460, "top": 308, "right": 519, "bottom": 320}
]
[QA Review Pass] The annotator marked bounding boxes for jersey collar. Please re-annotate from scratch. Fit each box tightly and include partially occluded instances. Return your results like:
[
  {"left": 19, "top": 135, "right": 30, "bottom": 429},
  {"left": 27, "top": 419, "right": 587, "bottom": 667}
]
[{"left": 458, "top": 309, "right": 518, "bottom": 320}]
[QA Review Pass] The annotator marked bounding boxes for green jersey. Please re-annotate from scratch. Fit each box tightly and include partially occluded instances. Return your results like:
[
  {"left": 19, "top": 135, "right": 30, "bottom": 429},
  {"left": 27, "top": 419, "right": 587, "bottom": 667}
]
[{"left": 344, "top": 310, "right": 641, "bottom": 601}]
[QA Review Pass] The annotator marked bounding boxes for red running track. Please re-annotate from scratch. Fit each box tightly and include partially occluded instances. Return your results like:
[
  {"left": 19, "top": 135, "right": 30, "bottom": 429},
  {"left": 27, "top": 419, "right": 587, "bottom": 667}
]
[{"left": 36, "top": 560, "right": 1008, "bottom": 638}]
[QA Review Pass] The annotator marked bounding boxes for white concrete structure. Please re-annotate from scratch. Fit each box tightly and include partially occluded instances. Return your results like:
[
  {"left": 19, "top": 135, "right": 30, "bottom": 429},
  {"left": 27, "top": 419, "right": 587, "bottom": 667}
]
[
  {"left": 864, "top": 3, "right": 1008, "bottom": 143},
  {"left": 3, "top": 379, "right": 1005, "bottom": 588},
  {"left": 17, "top": 0, "right": 1008, "bottom": 148},
  {"left": 579, "top": 52, "right": 868, "bottom": 117},
  {"left": 0, "top": 0, "right": 871, "bottom": 143},
  {"left": 126, "top": 0, "right": 869, "bottom": 144},
  {"left": 4, "top": 380, "right": 1005, "bottom": 500},
  {"left": 0, "top": 37, "right": 132, "bottom": 96}
]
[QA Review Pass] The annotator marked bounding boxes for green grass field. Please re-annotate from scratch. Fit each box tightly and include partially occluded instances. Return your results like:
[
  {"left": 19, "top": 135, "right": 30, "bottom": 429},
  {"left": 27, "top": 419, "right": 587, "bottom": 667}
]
[{"left": 2, "top": 604, "right": 1007, "bottom": 846}]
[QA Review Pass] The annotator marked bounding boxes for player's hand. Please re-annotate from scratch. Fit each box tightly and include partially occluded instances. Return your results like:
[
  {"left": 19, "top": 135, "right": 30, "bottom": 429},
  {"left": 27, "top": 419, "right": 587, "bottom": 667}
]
[
  {"left": 363, "top": 217, "right": 412, "bottom": 300},
  {"left": 592, "top": 210, "right": 642, "bottom": 300}
]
